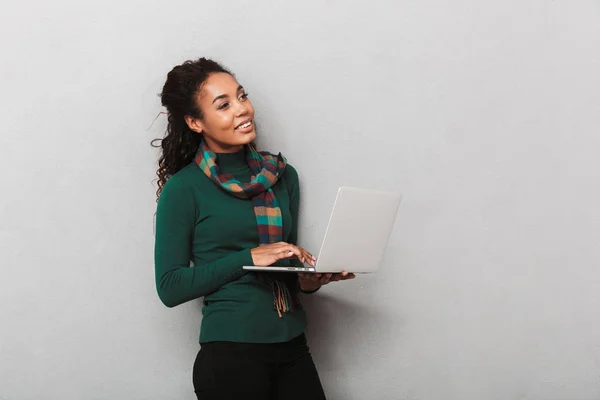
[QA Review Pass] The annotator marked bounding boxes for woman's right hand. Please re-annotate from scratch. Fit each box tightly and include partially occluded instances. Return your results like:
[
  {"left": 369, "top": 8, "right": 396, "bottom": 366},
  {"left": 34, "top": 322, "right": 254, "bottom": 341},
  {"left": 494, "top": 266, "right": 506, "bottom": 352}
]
[{"left": 250, "top": 242, "right": 316, "bottom": 267}]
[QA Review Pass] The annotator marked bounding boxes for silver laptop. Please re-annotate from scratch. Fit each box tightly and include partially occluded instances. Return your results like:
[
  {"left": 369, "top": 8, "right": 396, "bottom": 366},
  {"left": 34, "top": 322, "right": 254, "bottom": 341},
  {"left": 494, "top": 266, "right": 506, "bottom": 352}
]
[{"left": 243, "top": 186, "right": 402, "bottom": 274}]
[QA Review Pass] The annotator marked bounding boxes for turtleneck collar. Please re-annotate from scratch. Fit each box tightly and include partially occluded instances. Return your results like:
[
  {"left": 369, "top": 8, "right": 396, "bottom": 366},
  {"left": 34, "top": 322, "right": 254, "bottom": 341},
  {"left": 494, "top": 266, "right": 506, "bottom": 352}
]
[{"left": 215, "top": 146, "right": 249, "bottom": 173}]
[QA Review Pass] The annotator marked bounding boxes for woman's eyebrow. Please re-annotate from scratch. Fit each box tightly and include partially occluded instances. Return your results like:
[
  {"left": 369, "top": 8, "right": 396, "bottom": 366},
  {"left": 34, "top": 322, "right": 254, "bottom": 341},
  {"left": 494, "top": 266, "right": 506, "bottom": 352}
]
[{"left": 212, "top": 85, "right": 244, "bottom": 104}]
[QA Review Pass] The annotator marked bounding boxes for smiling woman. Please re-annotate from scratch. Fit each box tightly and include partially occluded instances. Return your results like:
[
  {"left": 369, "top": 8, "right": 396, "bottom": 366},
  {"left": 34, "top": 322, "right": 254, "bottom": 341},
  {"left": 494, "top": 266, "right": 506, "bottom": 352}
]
[
  {"left": 184, "top": 73, "right": 256, "bottom": 153},
  {"left": 152, "top": 57, "right": 354, "bottom": 399}
]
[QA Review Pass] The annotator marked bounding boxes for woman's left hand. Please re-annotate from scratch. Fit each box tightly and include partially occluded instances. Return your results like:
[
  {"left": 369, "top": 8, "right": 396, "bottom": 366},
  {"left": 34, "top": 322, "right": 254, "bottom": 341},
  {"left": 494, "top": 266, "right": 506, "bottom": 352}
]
[{"left": 297, "top": 271, "right": 356, "bottom": 292}]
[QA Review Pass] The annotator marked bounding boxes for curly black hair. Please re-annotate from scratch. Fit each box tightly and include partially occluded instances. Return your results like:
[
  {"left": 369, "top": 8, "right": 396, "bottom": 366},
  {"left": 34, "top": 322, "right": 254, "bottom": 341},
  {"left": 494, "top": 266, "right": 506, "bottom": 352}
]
[{"left": 151, "top": 58, "right": 232, "bottom": 200}]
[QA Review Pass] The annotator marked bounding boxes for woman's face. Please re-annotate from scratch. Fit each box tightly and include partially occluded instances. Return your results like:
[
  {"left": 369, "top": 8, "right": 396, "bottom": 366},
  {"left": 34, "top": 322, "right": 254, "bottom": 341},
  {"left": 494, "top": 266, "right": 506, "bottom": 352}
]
[{"left": 186, "top": 72, "right": 256, "bottom": 153}]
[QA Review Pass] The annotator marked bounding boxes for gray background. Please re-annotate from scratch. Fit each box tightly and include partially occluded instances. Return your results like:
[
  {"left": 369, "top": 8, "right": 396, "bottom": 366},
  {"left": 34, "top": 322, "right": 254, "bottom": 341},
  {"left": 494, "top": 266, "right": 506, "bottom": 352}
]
[{"left": 2, "top": 0, "right": 600, "bottom": 399}]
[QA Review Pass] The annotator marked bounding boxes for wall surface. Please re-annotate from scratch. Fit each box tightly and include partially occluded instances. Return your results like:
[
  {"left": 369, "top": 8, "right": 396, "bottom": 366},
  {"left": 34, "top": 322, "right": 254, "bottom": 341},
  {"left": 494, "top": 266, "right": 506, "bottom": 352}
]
[{"left": 1, "top": 1, "right": 600, "bottom": 399}]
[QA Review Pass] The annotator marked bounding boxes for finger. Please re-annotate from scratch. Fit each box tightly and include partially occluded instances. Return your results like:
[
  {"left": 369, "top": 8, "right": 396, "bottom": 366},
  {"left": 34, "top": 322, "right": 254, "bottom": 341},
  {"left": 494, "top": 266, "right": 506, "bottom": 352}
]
[
  {"left": 296, "top": 250, "right": 308, "bottom": 265},
  {"left": 302, "top": 250, "right": 311, "bottom": 264},
  {"left": 282, "top": 246, "right": 302, "bottom": 260},
  {"left": 301, "top": 249, "right": 314, "bottom": 265},
  {"left": 330, "top": 274, "right": 343, "bottom": 282},
  {"left": 311, "top": 273, "right": 321, "bottom": 282},
  {"left": 288, "top": 245, "right": 307, "bottom": 263},
  {"left": 281, "top": 250, "right": 296, "bottom": 261},
  {"left": 296, "top": 245, "right": 314, "bottom": 257},
  {"left": 303, "top": 250, "right": 316, "bottom": 266},
  {"left": 339, "top": 271, "right": 355, "bottom": 280},
  {"left": 293, "top": 246, "right": 315, "bottom": 265}
]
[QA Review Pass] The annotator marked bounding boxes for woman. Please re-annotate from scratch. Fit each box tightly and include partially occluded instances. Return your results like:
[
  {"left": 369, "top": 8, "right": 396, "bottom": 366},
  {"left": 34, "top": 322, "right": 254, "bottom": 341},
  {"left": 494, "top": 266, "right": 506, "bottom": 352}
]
[{"left": 153, "top": 57, "right": 355, "bottom": 399}]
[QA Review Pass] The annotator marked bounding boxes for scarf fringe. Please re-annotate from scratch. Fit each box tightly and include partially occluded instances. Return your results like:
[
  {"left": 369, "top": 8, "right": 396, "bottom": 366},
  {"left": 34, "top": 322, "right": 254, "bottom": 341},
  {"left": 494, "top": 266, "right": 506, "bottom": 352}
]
[{"left": 272, "top": 280, "right": 297, "bottom": 318}]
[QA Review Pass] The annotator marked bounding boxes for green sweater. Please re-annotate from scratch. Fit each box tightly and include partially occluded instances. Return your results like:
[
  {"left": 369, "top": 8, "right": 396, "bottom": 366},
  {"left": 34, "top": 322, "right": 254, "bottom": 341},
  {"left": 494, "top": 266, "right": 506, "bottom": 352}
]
[{"left": 154, "top": 149, "right": 311, "bottom": 343}]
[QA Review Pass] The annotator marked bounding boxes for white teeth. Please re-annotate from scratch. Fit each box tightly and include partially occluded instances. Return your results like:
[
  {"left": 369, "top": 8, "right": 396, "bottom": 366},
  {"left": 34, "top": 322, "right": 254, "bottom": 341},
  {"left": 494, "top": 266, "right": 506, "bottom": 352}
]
[{"left": 238, "top": 121, "right": 251, "bottom": 129}]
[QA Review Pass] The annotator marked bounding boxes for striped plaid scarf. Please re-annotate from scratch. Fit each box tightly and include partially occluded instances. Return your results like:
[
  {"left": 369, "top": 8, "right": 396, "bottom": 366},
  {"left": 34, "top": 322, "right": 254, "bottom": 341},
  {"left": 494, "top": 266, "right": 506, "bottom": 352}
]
[{"left": 195, "top": 139, "right": 300, "bottom": 317}]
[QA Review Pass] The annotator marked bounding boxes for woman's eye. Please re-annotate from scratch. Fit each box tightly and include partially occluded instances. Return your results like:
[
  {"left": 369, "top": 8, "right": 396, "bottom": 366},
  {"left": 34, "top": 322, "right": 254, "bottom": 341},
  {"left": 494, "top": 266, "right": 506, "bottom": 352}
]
[
  {"left": 239, "top": 93, "right": 249, "bottom": 100},
  {"left": 218, "top": 102, "right": 229, "bottom": 110}
]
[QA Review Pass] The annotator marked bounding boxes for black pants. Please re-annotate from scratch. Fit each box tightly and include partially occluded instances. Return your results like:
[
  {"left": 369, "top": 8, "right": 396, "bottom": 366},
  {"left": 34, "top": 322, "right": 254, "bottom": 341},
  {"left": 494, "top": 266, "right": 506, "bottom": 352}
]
[{"left": 192, "top": 333, "right": 326, "bottom": 400}]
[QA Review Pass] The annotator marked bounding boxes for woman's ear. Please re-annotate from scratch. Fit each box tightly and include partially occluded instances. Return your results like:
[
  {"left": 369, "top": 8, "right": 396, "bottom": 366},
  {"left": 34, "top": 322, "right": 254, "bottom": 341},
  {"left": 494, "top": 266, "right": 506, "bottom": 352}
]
[{"left": 184, "top": 115, "right": 204, "bottom": 134}]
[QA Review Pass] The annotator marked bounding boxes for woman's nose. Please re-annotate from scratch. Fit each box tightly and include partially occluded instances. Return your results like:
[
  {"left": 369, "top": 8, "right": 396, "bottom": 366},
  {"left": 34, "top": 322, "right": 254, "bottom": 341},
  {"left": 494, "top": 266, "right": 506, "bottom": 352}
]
[{"left": 234, "top": 101, "right": 248, "bottom": 116}]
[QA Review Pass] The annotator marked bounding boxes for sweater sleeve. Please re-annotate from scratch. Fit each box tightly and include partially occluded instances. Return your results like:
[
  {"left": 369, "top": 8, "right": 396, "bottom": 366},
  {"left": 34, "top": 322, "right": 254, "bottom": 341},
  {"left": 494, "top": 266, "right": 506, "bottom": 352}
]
[
  {"left": 154, "top": 176, "right": 253, "bottom": 308},
  {"left": 285, "top": 165, "right": 320, "bottom": 295}
]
